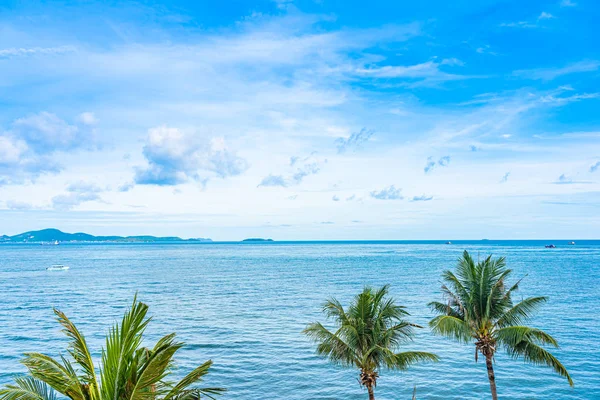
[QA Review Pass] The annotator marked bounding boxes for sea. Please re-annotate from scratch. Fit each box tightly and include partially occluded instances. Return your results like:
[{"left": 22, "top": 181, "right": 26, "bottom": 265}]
[{"left": 0, "top": 241, "right": 598, "bottom": 399}]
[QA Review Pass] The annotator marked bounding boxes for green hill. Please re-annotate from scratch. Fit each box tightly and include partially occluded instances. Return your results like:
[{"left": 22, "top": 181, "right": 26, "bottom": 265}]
[{"left": 2, "top": 228, "right": 212, "bottom": 243}]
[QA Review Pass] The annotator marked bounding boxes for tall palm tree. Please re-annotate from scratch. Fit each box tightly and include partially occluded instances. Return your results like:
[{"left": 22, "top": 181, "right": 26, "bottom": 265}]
[
  {"left": 0, "top": 296, "right": 224, "bottom": 400},
  {"left": 303, "top": 285, "right": 438, "bottom": 400},
  {"left": 429, "top": 251, "right": 573, "bottom": 400}
]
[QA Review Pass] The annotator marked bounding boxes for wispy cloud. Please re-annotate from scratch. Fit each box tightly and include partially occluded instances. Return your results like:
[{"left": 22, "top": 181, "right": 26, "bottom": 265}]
[
  {"left": 424, "top": 156, "right": 451, "bottom": 173},
  {"left": 560, "top": 0, "right": 576, "bottom": 7},
  {"left": 500, "top": 172, "right": 510, "bottom": 183},
  {"left": 0, "top": 46, "right": 76, "bottom": 58},
  {"left": 411, "top": 195, "right": 433, "bottom": 202},
  {"left": 500, "top": 11, "right": 555, "bottom": 28},
  {"left": 259, "top": 152, "right": 326, "bottom": 188},
  {"left": 514, "top": 60, "right": 600, "bottom": 81},
  {"left": 590, "top": 161, "right": 600, "bottom": 173},
  {"left": 553, "top": 174, "right": 591, "bottom": 185},
  {"left": 52, "top": 182, "right": 104, "bottom": 210},
  {"left": 332, "top": 195, "right": 340, "bottom": 201},
  {"left": 5, "top": 200, "right": 34, "bottom": 210},
  {"left": 335, "top": 128, "right": 374, "bottom": 154},
  {"left": 355, "top": 59, "right": 474, "bottom": 87},
  {"left": 258, "top": 174, "right": 287, "bottom": 187},
  {"left": 370, "top": 185, "right": 403, "bottom": 200}
]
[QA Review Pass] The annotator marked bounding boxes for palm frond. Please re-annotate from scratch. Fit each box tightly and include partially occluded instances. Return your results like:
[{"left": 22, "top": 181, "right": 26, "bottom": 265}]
[
  {"left": 0, "top": 377, "right": 56, "bottom": 400},
  {"left": 54, "top": 308, "right": 100, "bottom": 400},
  {"left": 129, "top": 334, "right": 183, "bottom": 400},
  {"left": 101, "top": 296, "right": 151, "bottom": 400},
  {"left": 163, "top": 361, "right": 219, "bottom": 400},
  {"left": 21, "top": 353, "right": 84, "bottom": 400},
  {"left": 506, "top": 340, "right": 573, "bottom": 386},
  {"left": 496, "top": 297, "right": 548, "bottom": 328},
  {"left": 429, "top": 315, "right": 471, "bottom": 342},
  {"left": 303, "top": 322, "right": 356, "bottom": 366},
  {"left": 383, "top": 349, "right": 439, "bottom": 370},
  {"left": 496, "top": 326, "right": 559, "bottom": 348}
]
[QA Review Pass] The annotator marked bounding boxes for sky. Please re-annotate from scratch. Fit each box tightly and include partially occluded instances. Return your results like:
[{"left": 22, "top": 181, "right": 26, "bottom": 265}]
[{"left": 0, "top": 0, "right": 599, "bottom": 240}]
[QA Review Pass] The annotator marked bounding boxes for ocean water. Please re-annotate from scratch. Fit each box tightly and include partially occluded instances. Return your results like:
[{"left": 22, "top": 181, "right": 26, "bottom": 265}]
[{"left": 0, "top": 241, "right": 598, "bottom": 399}]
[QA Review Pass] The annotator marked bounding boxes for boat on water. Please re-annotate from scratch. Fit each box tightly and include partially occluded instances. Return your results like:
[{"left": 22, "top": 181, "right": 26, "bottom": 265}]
[
  {"left": 568, "top": 241, "right": 576, "bottom": 245},
  {"left": 445, "top": 241, "right": 452, "bottom": 245},
  {"left": 46, "top": 265, "right": 69, "bottom": 271},
  {"left": 545, "top": 244, "right": 556, "bottom": 248}
]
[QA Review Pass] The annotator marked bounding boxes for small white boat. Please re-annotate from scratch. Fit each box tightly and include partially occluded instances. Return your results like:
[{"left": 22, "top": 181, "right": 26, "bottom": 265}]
[
  {"left": 46, "top": 265, "right": 69, "bottom": 271},
  {"left": 568, "top": 241, "right": 575, "bottom": 245}
]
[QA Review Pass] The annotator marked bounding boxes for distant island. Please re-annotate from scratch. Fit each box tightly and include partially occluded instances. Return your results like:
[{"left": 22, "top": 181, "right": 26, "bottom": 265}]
[
  {"left": 242, "top": 238, "right": 274, "bottom": 242},
  {"left": 0, "top": 229, "right": 212, "bottom": 243}
]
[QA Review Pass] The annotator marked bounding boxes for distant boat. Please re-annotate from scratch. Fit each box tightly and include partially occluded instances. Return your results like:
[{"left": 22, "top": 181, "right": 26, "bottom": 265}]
[
  {"left": 46, "top": 265, "right": 69, "bottom": 271},
  {"left": 445, "top": 241, "right": 452, "bottom": 245},
  {"left": 545, "top": 244, "right": 556, "bottom": 249},
  {"left": 568, "top": 241, "right": 576, "bottom": 245}
]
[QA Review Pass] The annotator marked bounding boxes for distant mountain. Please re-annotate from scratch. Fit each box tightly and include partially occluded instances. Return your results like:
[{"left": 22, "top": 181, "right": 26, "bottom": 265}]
[
  {"left": 0, "top": 229, "right": 212, "bottom": 243},
  {"left": 242, "top": 238, "right": 274, "bottom": 242}
]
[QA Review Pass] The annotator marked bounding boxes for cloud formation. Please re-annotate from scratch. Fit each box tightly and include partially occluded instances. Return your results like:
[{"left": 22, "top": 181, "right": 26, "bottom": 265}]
[
  {"left": 335, "top": 128, "right": 374, "bottom": 154},
  {"left": 370, "top": 185, "right": 403, "bottom": 200},
  {"left": 514, "top": 60, "right": 599, "bottom": 81},
  {"left": 0, "top": 112, "right": 96, "bottom": 185},
  {"left": 259, "top": 152, "right": 326, "bottom": 188},
  {"left": 258, "top": 174, "right": 287, "bottom": 187},
  {"left": 0, "top": 46, "right": 76, "bottom": 58},
  {"left": 51, "top": 182, "right": 104, "bottom": 210},
  {"left": 411, "top": 195, "right": 433, "bottom": 202},
  {"left": 135, "top": 126, "right": 248, "bottom": 186},
  {"left": 424, "top": 156, "right": 451, "bottom": 173},
  {"left": 355, "top": 60, "right": 473, "bottom": 87},
  {"left": 590, "top": 161, "right": 600, "bottom": 173},
  {"left": 500, "top": 172, "right": 510, "bottom": 183}
]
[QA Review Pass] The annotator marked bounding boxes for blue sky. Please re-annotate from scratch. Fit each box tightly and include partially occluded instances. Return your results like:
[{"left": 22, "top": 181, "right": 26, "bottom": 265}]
[{"left": 0, "top": 0, "right": 599, "bottom": 240}]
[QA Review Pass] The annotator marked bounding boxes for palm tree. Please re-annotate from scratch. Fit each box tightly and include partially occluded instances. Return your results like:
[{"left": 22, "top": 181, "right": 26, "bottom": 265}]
[
  {"left": 0, "top": 296, "right": 224, "bottom": 400},
  {"left": 303, "top": 285, "right": 438, "bottom": 400},
  {"left": 429, "top": 251, "right": 573, "bottom": 400}
]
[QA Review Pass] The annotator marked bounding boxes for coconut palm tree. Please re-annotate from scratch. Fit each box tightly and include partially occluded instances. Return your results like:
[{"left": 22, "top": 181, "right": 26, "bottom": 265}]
[
  {"left": 429, "top": 251, "right": 573, "bottom": 400},
  {"left": 303, "top": 285, "right": 438, "bottom": 400},
  {"left": 0, "top": 296, "right": 223, "bottom": 400}
]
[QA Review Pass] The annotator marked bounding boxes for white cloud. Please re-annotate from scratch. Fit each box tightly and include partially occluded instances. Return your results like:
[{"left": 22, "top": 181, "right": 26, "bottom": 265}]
[
  {"left": 51, "top": 181, "right": 104, "bottom": 210},
  {"left": 514, "top": 60, "right": 600, "bottom": 81},
  {"left": 538, "top": 12, "right": 555, "bottom": 20},
  {"left": 0, "top": 46, "right": 76, "bottom": 58},
  {"left": 134, "top": 126, "right": 248, "bottom": 186},
  {"left": 370, "top": 185, "right": 403, "bottom": 200}
]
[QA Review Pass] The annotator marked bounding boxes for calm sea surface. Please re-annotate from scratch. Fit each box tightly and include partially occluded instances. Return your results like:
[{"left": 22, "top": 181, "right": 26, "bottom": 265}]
[{"left": 0, "top": 241, "right": 598, "bottom": 399}]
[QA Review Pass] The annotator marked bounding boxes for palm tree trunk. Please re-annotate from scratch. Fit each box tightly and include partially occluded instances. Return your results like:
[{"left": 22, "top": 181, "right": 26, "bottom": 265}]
[
  {"left": 485, "top": 355, "right": 498, "bottom": 400},
  {"left": 367, "top": 384, "right": 375, "bottom": 400}
]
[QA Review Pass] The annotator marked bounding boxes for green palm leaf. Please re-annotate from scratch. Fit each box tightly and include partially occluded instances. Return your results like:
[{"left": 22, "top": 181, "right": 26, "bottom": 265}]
[
  {"left": 0, "top": 377, "right": 56, "bottom": 400},
  {"left": 129, "top": 334, "right": 183, "bottom": 400},
  {"left": 21, "top": 353, "right": 84, "bottom": 400},
  {"left": 54, "top": 309, "right": 101, "bottom": 400},
  {"left": 100, "top": 296, "right": 151, "bottom": 400},
  {"left": 507, "top": 340, "right": 573, "bottom": 387},
  {"left": 163, "top": 361, "right": 223, "bottom": 400}
]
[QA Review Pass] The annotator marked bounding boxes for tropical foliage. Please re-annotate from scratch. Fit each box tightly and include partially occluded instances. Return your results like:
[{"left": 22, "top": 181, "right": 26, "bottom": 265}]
[
  {"left": 304, "top": 285, "right": 438, "bottom": 400},
  {"left": 0, "top": 296, "right": 223, "bottom": 400},
  {"left": 429, "top": 251, "right": 572, "bottom": 400}
]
